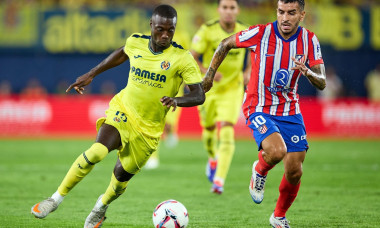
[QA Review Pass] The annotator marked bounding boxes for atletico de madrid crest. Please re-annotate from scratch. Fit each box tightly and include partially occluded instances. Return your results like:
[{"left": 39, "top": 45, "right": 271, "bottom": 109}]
[
  {"left": 258, "top": 124, "right": 268, "bottom": 134},
  {"left": 161, "top": 61, "right": 170, "bottom": 70}
]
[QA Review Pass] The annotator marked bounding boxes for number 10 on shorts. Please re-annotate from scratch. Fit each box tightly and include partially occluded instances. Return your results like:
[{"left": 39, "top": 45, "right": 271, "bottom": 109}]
[{"left": 251, "top": 115, "right": 266, "bottom": 128}]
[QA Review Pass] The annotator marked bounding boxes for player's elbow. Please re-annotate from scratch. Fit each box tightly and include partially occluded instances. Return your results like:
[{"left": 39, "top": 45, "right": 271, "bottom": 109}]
[
  {"left": 318, "top": 81, "right": 327, "bottom": 90},
  {"left": 198, "top": 92, "right": 206, "bottom": 105}
]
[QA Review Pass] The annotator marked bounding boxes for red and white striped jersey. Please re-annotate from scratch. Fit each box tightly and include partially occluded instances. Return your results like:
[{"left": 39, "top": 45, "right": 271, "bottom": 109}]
[{"left": 236, "top": 21, "right": 324, "bottom": 117}]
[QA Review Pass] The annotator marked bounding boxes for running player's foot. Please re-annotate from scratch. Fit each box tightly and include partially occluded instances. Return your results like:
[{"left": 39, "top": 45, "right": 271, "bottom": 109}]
[
  {"left": 205, "top": 158, "right": 217, "bottom": 183},
  {"left": 84, "top": 194, "right": 108, "bottom": 228},
  {"left": 31, "top": 198, "right": 58, "bottom": 219},
  {"left": 145, "top": 157, "right": 159, "bottom": 170},
  {"left": 210, "top": 182, "right": 224, "bottom": 195},
  {"left": 165, "top": 133, "right": 178, "bottom": 148},
  {"left": 269, "top": 213, "right": 291, "bottom": 228},
  {"left": 249, "top": 160, "right": 266, "bottom": 204}
]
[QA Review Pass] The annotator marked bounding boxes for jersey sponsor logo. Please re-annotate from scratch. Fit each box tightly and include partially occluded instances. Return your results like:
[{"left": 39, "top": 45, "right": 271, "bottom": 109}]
[
  {"left": 130, "top": 66, "right": 166, "bottom": 82},
  {"left": 291, "top": 134, "right": 307, "bottom": 143},
  {"left": 266, "top": 69, "right": 291, "bottom": 93},
  {"left": 295, "top": 54, "right": 304, "bottom": 61},
  {"left": 316, "top": 44, "right": 322, "bottom": 59},
  {"left": 161, "top": 61, "right": 170, "bottom": 70},
  {"left": 291, "top": 135, "right": 299, "bottom": 143}
]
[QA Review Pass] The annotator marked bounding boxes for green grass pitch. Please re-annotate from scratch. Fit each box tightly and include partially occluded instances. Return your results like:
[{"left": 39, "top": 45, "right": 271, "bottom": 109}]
[{"left": 0, "top": 139, "right": 379, "bottom": 227}]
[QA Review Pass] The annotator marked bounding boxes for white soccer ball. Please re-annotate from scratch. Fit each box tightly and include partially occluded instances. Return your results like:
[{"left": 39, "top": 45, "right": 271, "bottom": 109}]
[{"left": 152, "top": 199, "right": 189, "bottom": 228}]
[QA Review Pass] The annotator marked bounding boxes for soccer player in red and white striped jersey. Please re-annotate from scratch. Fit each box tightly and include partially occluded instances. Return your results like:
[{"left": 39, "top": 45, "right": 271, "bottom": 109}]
[{"left": 202, "top": 0, "right": 326, "bottom": 227}]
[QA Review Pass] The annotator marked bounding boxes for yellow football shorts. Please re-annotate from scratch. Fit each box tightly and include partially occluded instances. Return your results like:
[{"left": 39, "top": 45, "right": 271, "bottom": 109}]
[
  {"left": 96, "top": 109, "right": 159, "bottom": 174},
  {"left": 198, "top": 85, "right": 244, "bottom": 127}
]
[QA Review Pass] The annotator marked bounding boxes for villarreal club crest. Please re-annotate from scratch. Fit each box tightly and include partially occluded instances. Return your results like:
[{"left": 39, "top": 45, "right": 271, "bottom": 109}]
[{"left": 161, "top": 61, "right": 171, "bottom": 70}]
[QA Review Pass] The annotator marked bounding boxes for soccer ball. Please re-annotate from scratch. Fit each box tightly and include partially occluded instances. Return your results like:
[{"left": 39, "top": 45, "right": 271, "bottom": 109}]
[{"left": 152, "top": 199, "right": 189, "bottom": 228}]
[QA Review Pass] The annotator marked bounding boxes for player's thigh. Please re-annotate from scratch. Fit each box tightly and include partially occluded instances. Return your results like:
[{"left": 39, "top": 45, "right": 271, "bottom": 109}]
[
  {"left": 198, "top": 93, "right": 217, "bottom": 127},
  {"left": 276, "top": 114, "right": 308, "bottom": 152},
  {"left": 95, "top": 110, "right": 129, "bottom": 151},
  {"left": 215, "top": 87, "right": 244, "bottom": 124},
  {"left": 118, "top": 123, "right": 159, "bottom": 174},
  {"left": 248, "top": 112, "right": 285, "bottom": 151},
  {"left": 96, "top": 123, "right": 122, "bottom": 151}
]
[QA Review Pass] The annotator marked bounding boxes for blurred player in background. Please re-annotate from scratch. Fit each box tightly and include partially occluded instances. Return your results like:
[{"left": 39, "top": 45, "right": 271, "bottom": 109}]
[
  {"left": 31, "top": 5, "right": 205, "bottom": 227},
  {"left": 203, "top": 0, "right": 326, "bottom": 227},
  {"left": 365, "top": 63, "right": 380, "bottom": 102},
  {"left": 191, "top": 0, "right": 251, "bottom": 194}
]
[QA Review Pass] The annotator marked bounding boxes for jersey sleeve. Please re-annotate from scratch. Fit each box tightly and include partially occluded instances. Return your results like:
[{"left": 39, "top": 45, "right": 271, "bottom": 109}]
[
  {"left": 307, "top": 33, "right": 324, "bottom": 67},
  {"left": 178, "top": 51, "right": 203, "bottom": 85},
  {"left": 123, "top": 33, "right": 139, "bottom": 57},
  {"left": 235, "top": 25, "right": 261, "bottom": 48},
  {"left": 191, "top": 24, "right": 208, "bottom": 54}
]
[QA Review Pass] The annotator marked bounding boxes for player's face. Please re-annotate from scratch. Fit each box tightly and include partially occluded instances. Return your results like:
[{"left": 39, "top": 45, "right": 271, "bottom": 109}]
[
  {"left": 150, "top": 15, "right": 177, "bottom": 51},
  {"left": 218, "top": 0, "right": 239, "bottom": 25},
  {"left": 277, "top": 1, "right": 305, "bottom": 38}
]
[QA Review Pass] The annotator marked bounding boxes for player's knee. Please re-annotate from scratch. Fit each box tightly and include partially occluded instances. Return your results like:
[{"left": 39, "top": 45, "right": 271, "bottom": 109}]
[
  {"left": 220, "top": 126, "right": 235, "bottom": 150},
  {"left": 265, "top": 144, "right": 287, "bottom": 163},
  {"left": 114, "top": 161, "right": 134, "bottom": 182},
  {"left": 205, "top": 125, "right": 216, "bottom": 131},
  {"left": 84, "top": 143, "right": 108, "bottom": 164},
  {"left": 286, "top": 169, "right": 303, "bottom": 184}
]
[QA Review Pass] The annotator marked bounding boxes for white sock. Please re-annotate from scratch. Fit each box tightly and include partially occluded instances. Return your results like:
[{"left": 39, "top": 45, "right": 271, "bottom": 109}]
[
  {"left": 95, "top": 196, "right": 107, "bottom": 210},
  {"left": 51, "top": 191, "right": 64, "bottom": 205}
]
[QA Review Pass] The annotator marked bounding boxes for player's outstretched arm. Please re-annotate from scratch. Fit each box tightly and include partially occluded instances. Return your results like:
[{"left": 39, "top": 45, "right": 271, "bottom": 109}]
[
  {"left": 291, "top": 57, "right": 326, "bottom": 90},
  {"left": 161, "top": 83, "right": 205, "bottom": 111},
  {"left": 66, "top": 46, "right": 129, "bottom": 94},
  {"left": 203, "top": 35, "right": 237, "bottom": 92}
]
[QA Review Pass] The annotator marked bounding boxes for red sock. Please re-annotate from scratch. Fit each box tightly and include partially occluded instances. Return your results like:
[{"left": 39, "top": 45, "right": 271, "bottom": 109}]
[
  {"left": 255, "top": 150, "right": 274, "bottom": 176},
  {"left": 274, "top": 174, "right": 301, "bottom": 217}
]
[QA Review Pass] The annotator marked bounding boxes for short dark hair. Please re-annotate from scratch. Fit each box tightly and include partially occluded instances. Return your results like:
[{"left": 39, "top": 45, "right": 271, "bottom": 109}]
[
  {"left": 218, "top": 0, "right": 239, "bottom": 5},
  {"left": 152, "top": 4, "right": 177, "bottom": 19},
  {"left": 278, "top": 0, "right": 305, "bottom": 11}
]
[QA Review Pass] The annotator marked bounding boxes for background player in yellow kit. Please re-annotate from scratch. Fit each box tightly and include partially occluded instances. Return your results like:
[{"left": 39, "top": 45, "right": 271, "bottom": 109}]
[
  {"left": 31, "top": 5, "right": 205, "bottom": 227},
  {"left": 191, "top": 0, "right": 251, "bottom": 194}
]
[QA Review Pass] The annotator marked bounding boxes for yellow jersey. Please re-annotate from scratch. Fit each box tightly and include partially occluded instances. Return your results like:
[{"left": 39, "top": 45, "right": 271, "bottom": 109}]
[
  {"left": 191, "top": 19, "right": 248, "bottom": 92},
  {"left": 110, "top": 33, "right": 202, "bottom": 138}
]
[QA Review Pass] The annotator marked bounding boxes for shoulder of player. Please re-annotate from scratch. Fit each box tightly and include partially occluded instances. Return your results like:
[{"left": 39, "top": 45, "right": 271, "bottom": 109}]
[
  {"left": 129, "top": 33, "right": 151, "bottom": 41},
  {"left": 170, "top": 41, "right": 185, "bottom": 50},
  {"left": 236, "top": 20, "right": 250, "bottom": 29}
]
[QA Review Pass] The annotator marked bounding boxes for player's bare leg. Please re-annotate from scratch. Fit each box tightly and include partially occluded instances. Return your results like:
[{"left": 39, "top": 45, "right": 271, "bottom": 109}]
[
  {"left": 85, "top": 158, "right": 133, "bottom": 228},
  {"left": 211, "top": 121, "right": 235, "bottom": 194},
  {"left": 203, "top": 124, "right": 218, "bottom": 183},
  {"left": 269, "top": 151, "right": 305, "bottom": 227},
  {"left": 31, "top": 123, "right": 121, "bottom": 219},
  {"left": 249, "top": 132, "right": 287, "bottom": 203}
]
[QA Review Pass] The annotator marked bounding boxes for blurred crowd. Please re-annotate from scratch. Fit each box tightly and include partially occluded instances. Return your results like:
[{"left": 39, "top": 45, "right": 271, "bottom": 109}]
[{"left": 2, "top": 0, "right": 379, "bottom": 9}]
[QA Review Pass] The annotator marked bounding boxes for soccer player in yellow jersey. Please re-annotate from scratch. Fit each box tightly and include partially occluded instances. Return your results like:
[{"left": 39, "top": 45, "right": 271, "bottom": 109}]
[
  {"left": 31, "top": 5, "right": 205, "bottom": 227},
  {"left": 191, "top": 0, "right": 251, "bottom": 194}
]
